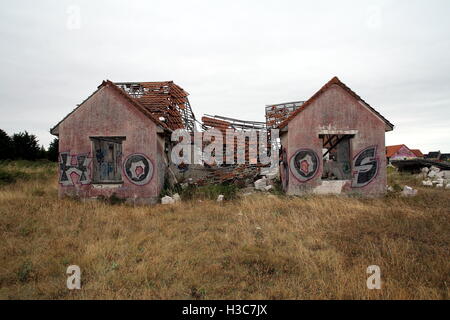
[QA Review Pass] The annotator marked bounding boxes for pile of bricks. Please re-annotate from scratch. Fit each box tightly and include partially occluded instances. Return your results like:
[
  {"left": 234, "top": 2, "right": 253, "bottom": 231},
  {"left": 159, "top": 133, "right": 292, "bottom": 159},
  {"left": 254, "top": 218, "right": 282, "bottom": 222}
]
[{"left": 194, "top": 165, "right": 262, "bottom": 186}]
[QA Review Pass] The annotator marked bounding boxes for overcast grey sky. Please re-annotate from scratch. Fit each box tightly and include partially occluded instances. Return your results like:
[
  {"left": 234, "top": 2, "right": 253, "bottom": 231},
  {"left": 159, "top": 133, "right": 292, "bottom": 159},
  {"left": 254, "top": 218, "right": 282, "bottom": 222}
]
[{"left": 0, "top": 0, "right": 449, "bottom": 152}]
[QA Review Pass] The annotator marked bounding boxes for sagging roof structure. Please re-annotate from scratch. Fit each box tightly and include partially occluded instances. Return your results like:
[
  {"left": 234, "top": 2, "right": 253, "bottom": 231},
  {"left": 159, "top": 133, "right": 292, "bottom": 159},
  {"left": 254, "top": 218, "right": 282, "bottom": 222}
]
[
  {"left": 202, "top": 114, "right": 266, "bottom": 131},
  {"left": 51, "top": 80, "right": 197, "bottom": 135},
  {"left": 208, "top": 77, "right": 394, "bottom": 134},
  {"left": 51, "top": 76, "right": 393, "bottom": 144},
  {"left": 265, "top": 101, "right": 304, "bottom": 129},
  {"left": 115, "top": 81, "right": 196, "bottom": 132}
]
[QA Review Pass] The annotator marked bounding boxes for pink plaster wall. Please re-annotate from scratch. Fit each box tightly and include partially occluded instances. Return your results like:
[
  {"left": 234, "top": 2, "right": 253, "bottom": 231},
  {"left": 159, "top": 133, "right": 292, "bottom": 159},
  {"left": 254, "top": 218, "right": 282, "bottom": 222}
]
[
  {"left": 57, "top": 84, "right": 162, "bottom": 202},
  {"left": 286, "top": 84, "right": 387, "bottom": 196},
  {"left": 390, "top": 146, "right": 416, "bottom": 160}
]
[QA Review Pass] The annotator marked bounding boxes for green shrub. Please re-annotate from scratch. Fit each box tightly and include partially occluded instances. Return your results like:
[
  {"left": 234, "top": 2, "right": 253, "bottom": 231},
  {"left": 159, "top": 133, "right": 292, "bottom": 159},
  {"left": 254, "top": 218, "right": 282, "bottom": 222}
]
[
  {"left": 181, "top": 183, "right": 237, "bottom": 201},
  {"left": 0, "top": 168, "right": 30, "bottom": 185}
]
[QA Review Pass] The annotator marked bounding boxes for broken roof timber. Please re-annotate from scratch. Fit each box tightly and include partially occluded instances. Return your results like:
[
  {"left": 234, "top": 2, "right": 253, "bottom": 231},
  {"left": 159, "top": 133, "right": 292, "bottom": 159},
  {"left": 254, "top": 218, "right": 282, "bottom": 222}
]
[
  {"left": 115, "top": 81, "right": 197, "bottom": 132},
  {"left": 50, "top": 80, "right": 197, "bottom": 136},
  {"left": 203, "top": 114, "right": 266, "bottom": 130}
]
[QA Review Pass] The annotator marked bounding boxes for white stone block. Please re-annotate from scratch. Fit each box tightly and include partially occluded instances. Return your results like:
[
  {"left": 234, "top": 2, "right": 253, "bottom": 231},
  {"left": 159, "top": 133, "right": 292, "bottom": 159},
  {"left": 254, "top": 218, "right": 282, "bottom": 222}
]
[
  {"left": 401, "top": 185, "right": 418, "bottom": 197},
  {"left": 428, "top": 171, "right": 437, "bottom": 178},
  {"left": 173, "top": 193, "right": 181, "bottom": 202},
  {"left": 161, "top": 196, "right": 175, "bottom": 204},
  {"left": 254, "top": 178, "right": 267, "bottom": 191},
  {"left": 422, "top": 180, "right": 433, "bottom": 187}
]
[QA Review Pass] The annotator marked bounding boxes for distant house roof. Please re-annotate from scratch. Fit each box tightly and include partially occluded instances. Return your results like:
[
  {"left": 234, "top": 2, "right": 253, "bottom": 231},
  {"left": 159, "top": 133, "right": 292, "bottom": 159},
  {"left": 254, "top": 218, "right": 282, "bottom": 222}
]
[
  {"left": 425, "top": 151, "right": 441, "bottom": 159},
  {"left": 411, "top": 149, "right": 424, "bottom": 157},
  {"left": 439, "top": 153, "right": 450, "bottom": 161},
  {"left": 386, "top": 145, "right": 407, "bottom": 158},
  {"left": 277, "top": 77, "right": 394, "bottom": 131}
]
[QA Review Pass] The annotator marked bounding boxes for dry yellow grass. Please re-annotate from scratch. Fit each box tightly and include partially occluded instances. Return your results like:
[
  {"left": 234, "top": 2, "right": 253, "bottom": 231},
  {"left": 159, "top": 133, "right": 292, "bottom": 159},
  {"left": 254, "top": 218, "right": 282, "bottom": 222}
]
[{"left": 0, "top": 162, "right": 449, "bottom": 299}]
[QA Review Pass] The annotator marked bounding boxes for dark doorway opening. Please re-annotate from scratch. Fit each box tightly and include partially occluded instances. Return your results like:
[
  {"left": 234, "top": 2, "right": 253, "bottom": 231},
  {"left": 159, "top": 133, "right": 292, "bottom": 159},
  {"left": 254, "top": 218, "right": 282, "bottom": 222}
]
[{"left": 320, "top": 134, "right": 353, "bottom": 180}]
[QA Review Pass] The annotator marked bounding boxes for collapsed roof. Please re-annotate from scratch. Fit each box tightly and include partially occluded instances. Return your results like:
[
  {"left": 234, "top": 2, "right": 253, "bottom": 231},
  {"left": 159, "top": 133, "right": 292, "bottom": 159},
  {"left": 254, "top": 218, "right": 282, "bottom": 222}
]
[
  {"left": 115, "top": 81, "right": 196, "bottom": 132},
  {"left": 50, "top": 80, "right": 197, "bottom": 136},
  {"left": 202, "top": 114, "right": 266, "bottom": 131},
  {"left": 265, "top": 101, "right": 304, "bottom": 129}
]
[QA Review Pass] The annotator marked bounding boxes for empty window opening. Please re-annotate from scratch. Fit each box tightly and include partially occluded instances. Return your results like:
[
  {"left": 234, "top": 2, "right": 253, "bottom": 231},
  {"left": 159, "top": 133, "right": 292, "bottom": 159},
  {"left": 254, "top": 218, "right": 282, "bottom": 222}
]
[
  {"left": 320, "top": 134, "right": 353, "bottom": 180},
  {"left": 90, "top": 137, "right": 126, "bottom": 183}
]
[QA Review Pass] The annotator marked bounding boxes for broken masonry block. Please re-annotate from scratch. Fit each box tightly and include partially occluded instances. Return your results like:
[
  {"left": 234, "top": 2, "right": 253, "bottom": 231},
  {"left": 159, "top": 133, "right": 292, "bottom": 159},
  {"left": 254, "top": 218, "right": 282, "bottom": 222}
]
[
  {"left": 161, "top": 195, "right": 175, "bottom": 204},
  {"left": 401, "top": 186, "right": 418, "bottom": 197}
]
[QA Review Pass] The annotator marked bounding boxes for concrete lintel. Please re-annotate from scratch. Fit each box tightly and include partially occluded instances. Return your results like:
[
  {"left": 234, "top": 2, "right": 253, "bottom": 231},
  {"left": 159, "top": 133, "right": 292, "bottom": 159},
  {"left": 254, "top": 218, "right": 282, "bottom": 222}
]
[
  {"left": 318, "top": 129, "right": 358, "bottom": 135},
  {"left": 92, "top": 184, "right": 123, "bottom": 189}
]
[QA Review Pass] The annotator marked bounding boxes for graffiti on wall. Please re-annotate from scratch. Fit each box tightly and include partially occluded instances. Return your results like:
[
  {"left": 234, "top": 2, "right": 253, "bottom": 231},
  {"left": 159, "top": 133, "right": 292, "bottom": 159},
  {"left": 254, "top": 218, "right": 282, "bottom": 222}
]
[
  {"left": 390, "top": 146, "right": 416, "bottom": 160},
  {"left": 123, "top": 154, "right": 154, "bottom": 186},
  {"left": 59, "top": 152, "right": 92, "bottom": 186},
  {"left": 289, "top": 149, "right": 319, "bottom": 182},
  {"left": 352, "top": 146, "right": 378, "bottom": 187}
]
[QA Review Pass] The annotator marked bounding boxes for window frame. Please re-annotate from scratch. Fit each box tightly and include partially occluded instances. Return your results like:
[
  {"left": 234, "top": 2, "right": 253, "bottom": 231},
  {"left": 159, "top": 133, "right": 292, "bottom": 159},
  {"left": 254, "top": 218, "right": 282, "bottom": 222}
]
[{"left": 90, "top": 136, "right": 126, "bottom": 184}]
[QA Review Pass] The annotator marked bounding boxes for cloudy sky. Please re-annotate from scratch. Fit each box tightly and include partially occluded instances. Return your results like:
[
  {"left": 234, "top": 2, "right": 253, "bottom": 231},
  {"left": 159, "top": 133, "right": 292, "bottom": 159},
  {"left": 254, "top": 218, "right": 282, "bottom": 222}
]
[{"left": 1, "top": 0, "right": 449, "bottom": 152}]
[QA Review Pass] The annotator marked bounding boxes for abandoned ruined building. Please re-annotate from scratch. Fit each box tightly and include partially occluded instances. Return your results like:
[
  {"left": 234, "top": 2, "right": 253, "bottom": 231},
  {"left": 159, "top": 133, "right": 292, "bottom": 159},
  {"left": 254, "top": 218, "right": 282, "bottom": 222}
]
[{"left": 50, "top": 76, "right": 394, "bottom": 203}]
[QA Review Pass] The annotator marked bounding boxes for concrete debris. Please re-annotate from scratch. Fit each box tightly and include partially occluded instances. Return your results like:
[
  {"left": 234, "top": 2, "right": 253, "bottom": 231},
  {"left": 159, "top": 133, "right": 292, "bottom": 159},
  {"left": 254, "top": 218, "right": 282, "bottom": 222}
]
[
  {"left": 430, "top": 166, "right": 441, "bottom": 173},
  {"left": 387, "top": 185, "right": 394, "bottom": 192},
  {"left": 420, "top": 167, "right": 450, "bottom": 188},
  {"left": 401, "top": 185, "right": 418, "bottom": 197},
  {"left": 173, "top": 193, "right": 181, "bottom": 202},
  {"left": 217, "top": 194, "right": 224, "bottom": 202},
  {"left": 260, "top": 166, "right": 279, "bottom": 180},
  {"left": 161, "top": 195, "right": 175, "bottom": 204},
  {"left": 428, "top": 171, "right": 438, "bottom": 178},
  {"left": 254, "top": 177, "right": 268, "bottom": 191},
  {"left": 264, "top": 185, "right": 273, "bottom": 191},
  {"left": 180, "top": 183, "right": 189, "bottom": 190},
  {"left": 435, "top": 171, "right": 444, "bottom": 179}
]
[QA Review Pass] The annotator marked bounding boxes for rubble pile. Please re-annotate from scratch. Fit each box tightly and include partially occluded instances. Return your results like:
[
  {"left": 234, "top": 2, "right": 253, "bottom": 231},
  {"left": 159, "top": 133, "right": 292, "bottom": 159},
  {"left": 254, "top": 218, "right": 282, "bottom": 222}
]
[
  {"left": 192, "top": 165, "right": 263, "bottom": 186},
  {"left": 421, "top": 166, "right": 450, "bottom": 189}
]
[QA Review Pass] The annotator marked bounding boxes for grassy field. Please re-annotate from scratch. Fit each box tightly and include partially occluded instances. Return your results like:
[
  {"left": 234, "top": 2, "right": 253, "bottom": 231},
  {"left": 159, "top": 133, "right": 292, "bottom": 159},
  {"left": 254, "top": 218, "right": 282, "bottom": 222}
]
[{"left": 0, "top": 161, "right": 449, "bottom": 299}]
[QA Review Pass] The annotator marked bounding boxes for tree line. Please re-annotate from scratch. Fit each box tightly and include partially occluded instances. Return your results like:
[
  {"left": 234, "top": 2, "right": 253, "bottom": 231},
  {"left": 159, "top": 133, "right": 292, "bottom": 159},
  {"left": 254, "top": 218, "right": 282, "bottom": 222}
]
[{"left": 0, "top": 129, "right": 58, "bottom": 161}]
